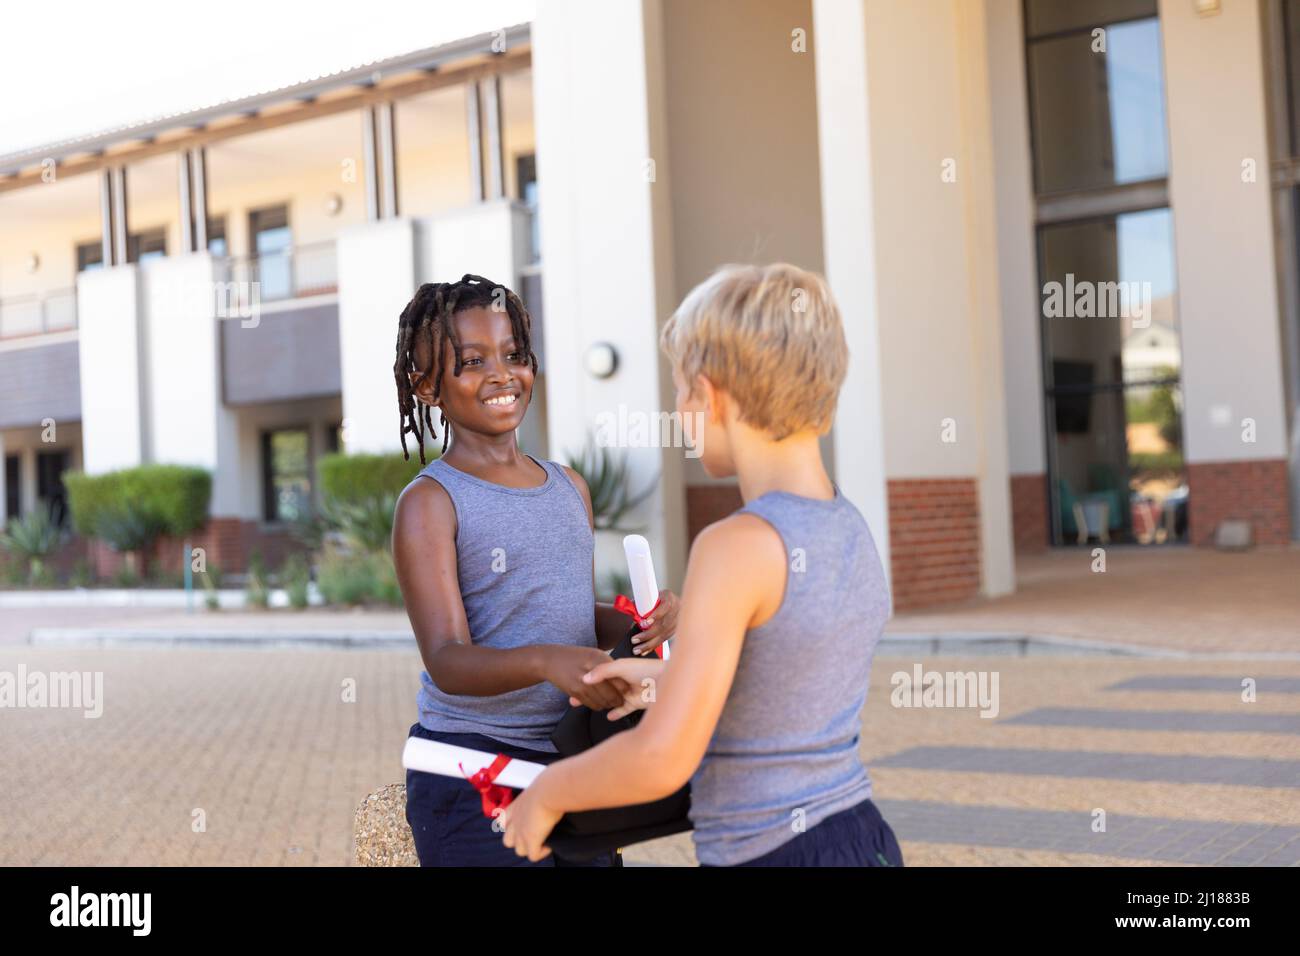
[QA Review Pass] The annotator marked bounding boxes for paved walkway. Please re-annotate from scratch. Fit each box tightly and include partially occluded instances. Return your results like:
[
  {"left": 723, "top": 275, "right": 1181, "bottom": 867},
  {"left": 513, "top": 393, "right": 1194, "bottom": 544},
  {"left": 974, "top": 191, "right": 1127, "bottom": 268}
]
[
  {"left": 2, "top": 545, "right": 1296, "bottom": 865},
  {"left": 2, "top": 646, "right": 1296, "bottom": 866},
  {"left": 890, "top": 546, "right": 1300, "bottom": 655}
]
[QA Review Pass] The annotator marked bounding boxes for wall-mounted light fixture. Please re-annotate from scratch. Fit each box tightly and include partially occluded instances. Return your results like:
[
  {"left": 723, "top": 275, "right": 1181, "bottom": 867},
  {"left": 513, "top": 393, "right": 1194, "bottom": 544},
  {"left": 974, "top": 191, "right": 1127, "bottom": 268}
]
[
  {"left": 324, "top": 193, "right": 343, "bottom": 216},
  {"left": 25, "top": 252, "right": 40, "bottom": 274},
  {"left": 585, "top": 341, "right": 618, "bottom": 379},
  {"left": 1194, "top": 0, "right": 1221, "bottom": 16}
]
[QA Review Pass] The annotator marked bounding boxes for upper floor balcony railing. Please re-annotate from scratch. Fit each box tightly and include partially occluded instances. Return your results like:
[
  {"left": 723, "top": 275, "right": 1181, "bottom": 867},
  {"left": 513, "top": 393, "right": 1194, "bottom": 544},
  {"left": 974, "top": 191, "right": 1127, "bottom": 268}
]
[
  {"left": 215, "top": 240, "right": 337, "bottom": 304},
  {"left": 0, "top": 287, "right": 78, "bottom": 341}
]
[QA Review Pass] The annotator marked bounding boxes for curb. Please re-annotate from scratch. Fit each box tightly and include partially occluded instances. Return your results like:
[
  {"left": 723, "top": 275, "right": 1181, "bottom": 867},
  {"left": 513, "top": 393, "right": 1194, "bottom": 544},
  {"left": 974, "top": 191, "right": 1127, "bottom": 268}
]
[{"left": 24, "top": 626, "right": 1300, "bottom": 660}]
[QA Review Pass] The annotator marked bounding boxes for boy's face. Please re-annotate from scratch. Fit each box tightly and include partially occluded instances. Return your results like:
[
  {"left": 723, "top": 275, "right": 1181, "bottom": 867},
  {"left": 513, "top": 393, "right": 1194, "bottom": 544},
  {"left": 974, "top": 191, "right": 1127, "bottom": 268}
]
[
  {"left": 411, "top": 305, "right": 534, "bottom": 437},
  {"left": 672, "top": 363, "right": 735, "bottom": 479}
]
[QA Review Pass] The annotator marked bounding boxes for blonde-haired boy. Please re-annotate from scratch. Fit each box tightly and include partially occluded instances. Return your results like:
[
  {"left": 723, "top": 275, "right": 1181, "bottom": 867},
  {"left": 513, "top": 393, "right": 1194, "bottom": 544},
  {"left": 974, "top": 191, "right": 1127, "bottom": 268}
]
[{"left": 503, "top": 263, "right": 902, "bottom": 867}]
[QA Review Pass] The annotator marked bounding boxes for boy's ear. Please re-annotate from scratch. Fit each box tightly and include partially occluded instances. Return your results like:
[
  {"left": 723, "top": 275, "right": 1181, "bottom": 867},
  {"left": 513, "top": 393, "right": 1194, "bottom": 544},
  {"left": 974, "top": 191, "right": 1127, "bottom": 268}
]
[
  {"left": 697, "top": 374, "right": 727, "bottom": 424},
  {"left": 409, "top": 371, "right": 439, "bottom": 407}
]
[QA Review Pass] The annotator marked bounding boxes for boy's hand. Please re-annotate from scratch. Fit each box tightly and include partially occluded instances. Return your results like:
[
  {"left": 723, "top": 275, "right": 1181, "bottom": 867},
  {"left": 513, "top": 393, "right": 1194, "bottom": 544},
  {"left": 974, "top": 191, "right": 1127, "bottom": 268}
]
[
  {"left": 580, "top": 657, "right": 666, "bottom": 720},
  {"left": 540, "top": 646, "right": 626, "bottom": 711},
  {"left": 500, "top": 773, "right": 561, "bottom": 862},
  {"left": 630, "top": 589, "right": 679, "bottom": 656}
]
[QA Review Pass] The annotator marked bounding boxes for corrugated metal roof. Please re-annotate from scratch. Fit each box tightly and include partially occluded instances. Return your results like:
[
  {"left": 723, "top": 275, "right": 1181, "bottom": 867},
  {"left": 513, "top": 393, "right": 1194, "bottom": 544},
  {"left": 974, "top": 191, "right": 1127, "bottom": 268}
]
[{"left": 0, "top": 23, "right": 529, "bottom": 177}]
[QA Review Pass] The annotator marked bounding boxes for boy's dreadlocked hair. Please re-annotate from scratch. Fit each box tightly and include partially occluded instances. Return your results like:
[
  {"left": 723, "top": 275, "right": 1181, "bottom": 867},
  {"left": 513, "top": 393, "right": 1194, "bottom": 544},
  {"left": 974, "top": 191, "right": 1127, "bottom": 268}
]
[{"left": 394, "top": 274, "right": 538, "bottom": 464}]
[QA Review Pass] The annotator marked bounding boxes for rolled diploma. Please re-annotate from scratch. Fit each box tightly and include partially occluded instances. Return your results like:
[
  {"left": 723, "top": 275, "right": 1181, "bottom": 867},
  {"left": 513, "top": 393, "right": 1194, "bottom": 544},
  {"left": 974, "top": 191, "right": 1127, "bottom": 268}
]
[
  {"left": 623, "top": 533, "right": 670, "bottom": 659},
  {"left": 623, "top": 534, "right": 659, "bottom": 617},
  {"left": 402, "top": 736, "right": 546, "bottom": 789}
]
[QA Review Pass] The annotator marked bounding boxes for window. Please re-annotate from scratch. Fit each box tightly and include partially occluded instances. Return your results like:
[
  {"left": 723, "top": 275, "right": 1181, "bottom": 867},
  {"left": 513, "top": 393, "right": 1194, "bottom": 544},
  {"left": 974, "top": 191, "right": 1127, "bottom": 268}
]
[
  {"left": 35, "top": 450, "right": 70, "bottom": 526},
  {"left": 325, "top": 423, "right": 343, "bottom": 456},
  {"left": 517, "top": 152, "right": 539, "bottom": 264},
  {"left": 127, "top": 228, "right": 167, "bottom": 264},
  {"left": 76, "top": 229, "right": 167, "bottom": 269},
  {"left": 4, "top": 454, "right": 18, "bottom": 522},
  {"left": 1024, "top": 0, "right": 1186, "bottom": 546},
  {"left": 261, "top": 428, "right": 310, "bottom": 523},
  {"left": 1024, "top": 0, "right": 1167, "bottom": 194},
  {"left": 207, "top": 216, "right": 228, "bottom": 257},
  {"left": 76, "top": 240, "right": 104, "bottom": 273},
  {"left": 249, "top": 205, "right": 292, "bottom": 300}
]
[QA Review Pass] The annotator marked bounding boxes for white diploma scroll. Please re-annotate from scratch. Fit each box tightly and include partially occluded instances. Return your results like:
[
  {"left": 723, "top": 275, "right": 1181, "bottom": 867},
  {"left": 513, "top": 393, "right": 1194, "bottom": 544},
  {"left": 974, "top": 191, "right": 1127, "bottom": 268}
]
[
  {"left": 622, "top": 534, "right": 659, "bottom": 617},
  {"left": 623, "top": 533, "right": 669, "bottom": 659},
  {"left": 402, "top": 736, "right": 546, "bottom": 789}
]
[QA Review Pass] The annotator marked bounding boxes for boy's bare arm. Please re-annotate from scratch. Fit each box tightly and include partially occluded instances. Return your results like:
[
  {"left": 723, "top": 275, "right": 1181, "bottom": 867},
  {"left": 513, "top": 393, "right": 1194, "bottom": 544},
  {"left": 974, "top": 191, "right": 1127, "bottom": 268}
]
[
  {"left": 514, "top": 514, "right": 786, "bottom": 812},
  {"left": 392, "top": 478, "right": 623, "bottom": 709}
]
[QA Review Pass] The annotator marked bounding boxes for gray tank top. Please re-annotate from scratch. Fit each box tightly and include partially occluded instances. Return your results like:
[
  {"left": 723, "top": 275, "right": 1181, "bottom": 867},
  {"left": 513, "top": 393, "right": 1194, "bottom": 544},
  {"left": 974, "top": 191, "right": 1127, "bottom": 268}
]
[
  {"left": 413, "top": 455, "right": 596, "bottom": 752},
  {"left": 689, "top": 488, "right": 889, "bottom": 865}
]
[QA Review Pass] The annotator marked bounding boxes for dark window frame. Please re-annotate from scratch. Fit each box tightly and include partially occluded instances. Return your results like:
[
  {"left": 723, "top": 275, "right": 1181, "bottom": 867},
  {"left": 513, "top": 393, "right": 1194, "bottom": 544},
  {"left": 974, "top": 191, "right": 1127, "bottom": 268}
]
[{"left": 260, "top": 425, "right": 312, "bottom": 525}]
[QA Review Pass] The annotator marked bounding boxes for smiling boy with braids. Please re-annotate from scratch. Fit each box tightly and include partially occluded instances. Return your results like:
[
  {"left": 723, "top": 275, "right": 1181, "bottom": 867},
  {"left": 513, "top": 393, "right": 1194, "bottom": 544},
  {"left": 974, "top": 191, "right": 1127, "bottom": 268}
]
[{"left": 390, "top": 274, "right": 680, "bottom": 867}]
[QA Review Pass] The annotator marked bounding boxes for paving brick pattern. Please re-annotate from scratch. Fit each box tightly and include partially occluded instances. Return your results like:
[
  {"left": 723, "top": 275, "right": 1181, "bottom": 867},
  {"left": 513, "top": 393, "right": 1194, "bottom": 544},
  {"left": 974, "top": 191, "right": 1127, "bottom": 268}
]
[
  {"left": 1107, "top": 676, "right": 1300, "bottom": 694},
  {"left": 876, "top": 747, "right": 1300, "bottom": 788},
  {"left": 874, "top": 800, "right": 1300, "bottom": 866},
  {"left": 1003, "top": 707, "right": 1300, "bottom": 734},
  {"left": 3, "top": 624, "right": 1299, "bottom": 866}
]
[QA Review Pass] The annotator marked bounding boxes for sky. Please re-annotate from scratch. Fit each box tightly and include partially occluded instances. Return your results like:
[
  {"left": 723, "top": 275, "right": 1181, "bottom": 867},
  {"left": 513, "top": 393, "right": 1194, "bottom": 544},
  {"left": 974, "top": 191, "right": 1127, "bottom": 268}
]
[{"left": 0, "top": 0, "right": 536, "bottom": 157}]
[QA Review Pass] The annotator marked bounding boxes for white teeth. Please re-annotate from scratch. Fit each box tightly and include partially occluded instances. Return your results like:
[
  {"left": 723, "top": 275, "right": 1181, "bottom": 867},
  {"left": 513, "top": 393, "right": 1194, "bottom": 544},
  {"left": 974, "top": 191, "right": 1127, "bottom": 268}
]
[{"left": 484, "top": 394, "right": 517, "bottom": 406}]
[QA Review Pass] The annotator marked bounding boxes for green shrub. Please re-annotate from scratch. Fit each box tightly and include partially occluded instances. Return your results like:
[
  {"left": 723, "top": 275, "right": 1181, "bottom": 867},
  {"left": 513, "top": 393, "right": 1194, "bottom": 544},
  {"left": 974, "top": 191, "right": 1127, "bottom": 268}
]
[
  {"left": 111, "top": 564, "right": 140, "bottom": 589},
  {"left": 0, "top": 505, "right": 68, "bottom": 585},
  {"left": 315, "top": 452, "right": 422, "bottom": 553},
  {"left": 245, "top": 551, "right": 270, "bottom": 609},
  {"left": 69, "top": 559, "right": 93, "bottom": 589},
  {"left": 65, "top": 465, "right": 211, "bottom": 573},
  {"left": 316, "top": 543, "right": 401, "bottom": 607},
  {"left": 318, "top": 452, "right": 424, "bottom": 507},
  {"left": 281, "top": 553, "right": 311, "bottom": 609}
]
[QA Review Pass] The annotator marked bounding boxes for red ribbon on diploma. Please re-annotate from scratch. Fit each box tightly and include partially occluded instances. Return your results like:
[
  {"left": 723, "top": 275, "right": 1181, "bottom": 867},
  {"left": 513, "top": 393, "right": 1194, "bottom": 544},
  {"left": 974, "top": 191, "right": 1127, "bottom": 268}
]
[
  {"left": 613, "top": 593, "right": 666, "bottom": 659},
  {"left": 459, "top": 754, "right": 514, "bottom": 818}
]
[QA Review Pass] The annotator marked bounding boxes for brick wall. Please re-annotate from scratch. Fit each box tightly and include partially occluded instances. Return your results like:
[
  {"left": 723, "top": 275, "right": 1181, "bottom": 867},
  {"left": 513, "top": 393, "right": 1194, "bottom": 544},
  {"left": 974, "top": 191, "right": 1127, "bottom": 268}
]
[
  {"left": 1009, "top": 472, "right": 1048, "bottom": 553},
  {"left": 685, "top": 483, "right": 744, "bottom": 543},
  {"left": 87, "top": 519, "right": 303, "bottom": 581},
  {"left": 887, "top": 477, "right": 981, "bottom": 611},
  {"left": 1186, "top": 458, "right": 1291, "bottom": 546}
]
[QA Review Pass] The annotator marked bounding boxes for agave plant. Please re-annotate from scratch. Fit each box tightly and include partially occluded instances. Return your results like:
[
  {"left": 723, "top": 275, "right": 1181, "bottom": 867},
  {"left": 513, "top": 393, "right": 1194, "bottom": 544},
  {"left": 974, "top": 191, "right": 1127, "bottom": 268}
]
[
  {"left": 319, "top": 493, "right": 400, "bottom": 554},
  {"left": 564, "top": 440, "right": 657, "bottom": 531},
  {"left": 0, "top": 504, "right": 68, "bottom": 585}
]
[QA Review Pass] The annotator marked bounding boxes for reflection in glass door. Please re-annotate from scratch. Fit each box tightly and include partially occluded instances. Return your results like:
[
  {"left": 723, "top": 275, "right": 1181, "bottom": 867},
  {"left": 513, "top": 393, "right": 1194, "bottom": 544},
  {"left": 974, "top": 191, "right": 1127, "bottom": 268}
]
[{"left": 1039, "top": 208, "right": 1187, "bottom": 546}]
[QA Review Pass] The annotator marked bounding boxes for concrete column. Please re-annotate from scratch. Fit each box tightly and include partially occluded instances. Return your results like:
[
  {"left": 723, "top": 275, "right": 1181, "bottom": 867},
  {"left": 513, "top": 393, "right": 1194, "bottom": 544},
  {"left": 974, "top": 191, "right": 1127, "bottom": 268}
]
[
  {"left": 377, "top": 102, "right": 398, "bottom": 218},
  {"left": 532, "top": 0, "right": 687, "bottom": 586},
  {"left": 19, "top": 446, "right": 37, "bottom": 516},
  {"left": 76, "top": 264, "right": 146, "bottom": 473},
  {"left": 362, "top": 106, "right": 381, "bottom": 222},
  {"left": 466, "top": 82, "right": 485, "bottom": 202},
  {"left": 0, "top": 431, "right": 7, "bottom": 522},
  {"left": 143, "top": 253, "right": 241, "bottom": 516},
  {"left": 336, "top": 218, "right": 417, "bottom": 454},
  {"left": 191, "top": 149, "right": 209, "bottom": 250},
  {"left": 178, "top": 150, "right": 194, "bottom": 254},
  {"left": 956, "top": 0, "right": 1015, "bottom": 597},
  {"left": 1159, "top": 0, "right": 1291, "bottom": 541},
  {"left": 811, "top": 0, "right": 893, "bottom": 590},
  {"left": 814, "top": 0, "right": 1016, "bottom": 607}
]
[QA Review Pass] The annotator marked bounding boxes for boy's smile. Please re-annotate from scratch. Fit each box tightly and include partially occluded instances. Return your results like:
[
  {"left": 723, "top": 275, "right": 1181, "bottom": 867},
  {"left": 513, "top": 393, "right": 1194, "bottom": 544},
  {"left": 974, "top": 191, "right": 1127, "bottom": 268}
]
[{"left": 413, "top": 304, "right": 535, "bottom": 436}]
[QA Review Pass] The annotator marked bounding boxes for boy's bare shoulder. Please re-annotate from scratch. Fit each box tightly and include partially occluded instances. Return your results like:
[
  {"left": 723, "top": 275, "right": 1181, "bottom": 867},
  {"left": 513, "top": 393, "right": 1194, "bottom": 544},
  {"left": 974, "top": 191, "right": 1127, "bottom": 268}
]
[
  {"left": 393, "top": 473, "right": 456, "bottom": 539},
  {"left": 689, "top": 512, "right": 787, "bottom": 626},
  {"left": 691, "top": 512, "right": 785, "bottom": 569}
]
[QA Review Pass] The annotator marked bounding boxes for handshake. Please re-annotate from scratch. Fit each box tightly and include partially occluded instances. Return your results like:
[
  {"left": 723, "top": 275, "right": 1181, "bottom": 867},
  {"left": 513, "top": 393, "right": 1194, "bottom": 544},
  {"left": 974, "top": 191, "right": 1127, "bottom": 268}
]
[{"left": 539, "top": 645, "right": 667, "bottom": 717}]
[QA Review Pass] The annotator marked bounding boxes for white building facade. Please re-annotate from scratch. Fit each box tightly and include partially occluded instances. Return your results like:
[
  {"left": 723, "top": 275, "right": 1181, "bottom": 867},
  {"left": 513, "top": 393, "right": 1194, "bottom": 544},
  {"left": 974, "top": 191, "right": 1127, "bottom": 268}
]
[{"left": 0, "top": 0, "right": 1295, "bottom": 608}]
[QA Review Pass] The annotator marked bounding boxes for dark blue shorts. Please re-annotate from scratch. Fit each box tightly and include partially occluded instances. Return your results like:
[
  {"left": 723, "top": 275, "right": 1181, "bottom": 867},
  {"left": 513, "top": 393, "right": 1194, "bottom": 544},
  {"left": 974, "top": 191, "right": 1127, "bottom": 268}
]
[
  {"left": 404, "top": 723, "right": 620, "bottom": 868},
  {"left": 709, "top": 798, "right": 904, "bottom": 867}
]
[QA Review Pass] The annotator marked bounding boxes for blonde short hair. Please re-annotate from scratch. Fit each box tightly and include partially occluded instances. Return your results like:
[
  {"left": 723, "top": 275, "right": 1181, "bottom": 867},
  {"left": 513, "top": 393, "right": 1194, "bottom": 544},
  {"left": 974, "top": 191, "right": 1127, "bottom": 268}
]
[{"left": 660, "top": 263, "right": 848, "bottom": 439}]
